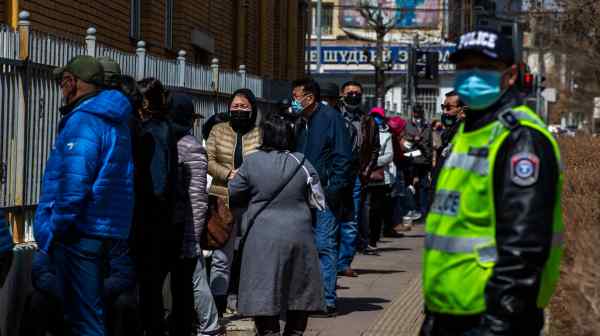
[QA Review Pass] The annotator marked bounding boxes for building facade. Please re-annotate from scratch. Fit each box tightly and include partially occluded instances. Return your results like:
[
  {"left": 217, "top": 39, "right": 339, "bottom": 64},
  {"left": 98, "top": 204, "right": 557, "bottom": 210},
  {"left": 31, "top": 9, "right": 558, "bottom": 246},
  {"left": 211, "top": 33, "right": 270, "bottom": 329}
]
[
  {"left": 0, "top": 0, "right": 310, "bottom": 80},
  {"left": 307, "top": 0, "right": 457, "bottom": 119}
]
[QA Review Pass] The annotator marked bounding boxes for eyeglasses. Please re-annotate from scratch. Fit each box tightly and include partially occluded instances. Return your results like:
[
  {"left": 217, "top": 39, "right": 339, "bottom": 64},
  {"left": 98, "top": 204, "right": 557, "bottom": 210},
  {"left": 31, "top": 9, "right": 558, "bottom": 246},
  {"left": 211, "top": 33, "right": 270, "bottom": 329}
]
[
  {"left": 441, "top": 104, "right": 459, "bottom": 111},
  {"left": 58, "top": 75, "right": 75, "bottom": 88}
]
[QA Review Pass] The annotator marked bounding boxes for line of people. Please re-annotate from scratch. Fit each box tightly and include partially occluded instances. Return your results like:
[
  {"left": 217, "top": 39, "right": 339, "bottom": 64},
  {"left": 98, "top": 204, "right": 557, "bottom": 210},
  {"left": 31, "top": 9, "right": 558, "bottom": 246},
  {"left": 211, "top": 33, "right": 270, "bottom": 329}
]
[{"left": 18, "top": 53, "right": 454, "bottom": 336}]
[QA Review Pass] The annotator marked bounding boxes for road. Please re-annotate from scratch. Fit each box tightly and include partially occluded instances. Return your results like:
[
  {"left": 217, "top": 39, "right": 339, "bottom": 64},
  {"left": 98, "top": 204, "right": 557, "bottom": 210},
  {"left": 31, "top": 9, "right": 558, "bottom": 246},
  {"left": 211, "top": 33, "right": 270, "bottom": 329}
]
[{"left": 226, "top": 225, "right": 425, "bottom": 336}]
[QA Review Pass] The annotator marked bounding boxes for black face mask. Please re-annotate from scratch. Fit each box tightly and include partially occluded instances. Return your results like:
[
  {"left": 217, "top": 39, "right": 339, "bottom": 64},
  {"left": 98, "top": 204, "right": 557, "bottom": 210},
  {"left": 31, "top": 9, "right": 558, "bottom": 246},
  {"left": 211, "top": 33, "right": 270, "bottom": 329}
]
[
  {"left": 230, "top": 110, "right": 252, "bottom": 121},
  {"left": 343, "top": 93, "right": 362, "bottom": 109},
  {"left": 441, "top": 114, "right": 458, "bottom": 127},
  {"left": 230, "top": 110, "right": 253, "bottom": 132}
]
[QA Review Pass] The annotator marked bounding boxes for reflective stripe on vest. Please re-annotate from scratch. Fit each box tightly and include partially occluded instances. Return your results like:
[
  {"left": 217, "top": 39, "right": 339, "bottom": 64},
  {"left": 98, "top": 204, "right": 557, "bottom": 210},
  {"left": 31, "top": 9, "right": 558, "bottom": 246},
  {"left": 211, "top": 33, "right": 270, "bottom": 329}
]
[
  {"left": 425, "top": 233, "right": 497, "bottom": 262},
  {"left": 444, "top": 152, "right": 489, "bottom": 176}
]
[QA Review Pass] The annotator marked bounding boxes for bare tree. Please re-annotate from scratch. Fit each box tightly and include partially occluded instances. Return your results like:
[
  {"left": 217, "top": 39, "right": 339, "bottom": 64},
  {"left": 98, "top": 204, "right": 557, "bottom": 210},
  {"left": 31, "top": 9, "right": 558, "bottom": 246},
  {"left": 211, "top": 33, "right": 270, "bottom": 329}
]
[{"left": 354, "top": 1, "right": 398, "bottom": 108}]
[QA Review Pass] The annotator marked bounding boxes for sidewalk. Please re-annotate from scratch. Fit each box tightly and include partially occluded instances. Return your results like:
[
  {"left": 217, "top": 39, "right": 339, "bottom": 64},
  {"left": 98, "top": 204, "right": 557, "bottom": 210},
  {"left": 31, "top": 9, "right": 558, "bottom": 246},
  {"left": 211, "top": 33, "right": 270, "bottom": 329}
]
[{"left": 226, "top": 225, "right": 425, "bottom": 336}]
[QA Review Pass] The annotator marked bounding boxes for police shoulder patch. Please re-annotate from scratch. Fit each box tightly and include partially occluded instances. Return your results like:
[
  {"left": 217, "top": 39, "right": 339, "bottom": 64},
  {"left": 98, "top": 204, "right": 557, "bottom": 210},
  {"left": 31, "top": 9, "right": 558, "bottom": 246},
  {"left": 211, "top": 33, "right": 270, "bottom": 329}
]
[{"left": 510, "top": 152, "right": 540, "bottom": 187}]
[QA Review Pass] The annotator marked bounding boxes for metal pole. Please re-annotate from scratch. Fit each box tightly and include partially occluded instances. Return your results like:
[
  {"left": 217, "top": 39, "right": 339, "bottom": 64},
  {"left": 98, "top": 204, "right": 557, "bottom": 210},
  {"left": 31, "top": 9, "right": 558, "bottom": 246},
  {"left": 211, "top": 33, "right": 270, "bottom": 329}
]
[{"left": 316, "top": 0, "right": 322, "bottom": 74}]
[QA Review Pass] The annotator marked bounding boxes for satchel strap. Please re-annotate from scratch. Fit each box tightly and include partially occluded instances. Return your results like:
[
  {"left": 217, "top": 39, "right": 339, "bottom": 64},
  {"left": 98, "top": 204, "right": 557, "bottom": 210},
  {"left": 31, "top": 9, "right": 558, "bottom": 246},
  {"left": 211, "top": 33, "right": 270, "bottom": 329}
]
[
  {"left": 239, "top": 152, "right": 306, "bottom": 253},
  {"left": 288, "top": 153, "right": 311, "bottom": 183}
]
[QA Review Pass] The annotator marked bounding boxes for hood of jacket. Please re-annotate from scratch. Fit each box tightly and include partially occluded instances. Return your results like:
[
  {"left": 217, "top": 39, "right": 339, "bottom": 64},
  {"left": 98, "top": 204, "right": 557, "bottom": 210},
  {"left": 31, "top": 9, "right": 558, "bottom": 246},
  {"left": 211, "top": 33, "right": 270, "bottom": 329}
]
[
  {"left": 168, "top": 93, "right": 196, "bottom": 140},
  {"left": 76, "top": 89, "right": 133, "bottom": 125}
]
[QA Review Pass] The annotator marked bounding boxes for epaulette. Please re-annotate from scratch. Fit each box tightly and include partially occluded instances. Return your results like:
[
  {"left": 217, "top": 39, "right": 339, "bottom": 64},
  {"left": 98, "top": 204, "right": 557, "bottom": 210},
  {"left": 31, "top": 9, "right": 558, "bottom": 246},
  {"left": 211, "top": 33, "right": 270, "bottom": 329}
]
[{"left": 497, "top": 109, "right": 520, "bottom": 130}]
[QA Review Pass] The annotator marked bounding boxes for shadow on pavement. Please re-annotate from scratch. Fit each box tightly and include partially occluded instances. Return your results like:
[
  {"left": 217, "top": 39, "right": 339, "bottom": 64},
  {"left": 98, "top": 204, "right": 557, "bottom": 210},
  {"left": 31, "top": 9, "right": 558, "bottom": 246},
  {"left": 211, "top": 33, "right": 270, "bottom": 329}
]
[
  {"left": 353, "top": 269, "right": 406, "bottom": 275},
  {"left": 375, "top": 247, "right": 412, "bottom": 253},
  {"left": 402, "top": 234, "right": 426, "bottom": 238},
  {"left": 336, "top": 297, "right": 390, "bottom": 316}
]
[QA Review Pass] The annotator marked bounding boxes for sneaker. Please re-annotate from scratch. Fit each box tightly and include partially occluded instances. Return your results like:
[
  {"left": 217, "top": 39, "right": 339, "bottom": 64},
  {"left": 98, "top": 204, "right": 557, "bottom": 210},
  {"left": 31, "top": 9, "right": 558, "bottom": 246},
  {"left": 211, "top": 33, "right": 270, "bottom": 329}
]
[
  {"left": 408, "top": 210, "right": 422, "bottom": 221},
  {"left": 383, "top": 230, "right": 405, "bottom": 238},
  {"left": 311, "top": 306, "right": 338, "bottom": 318},
  {"left": 362, "top": 245, "right": 379, "bottom": 255}
]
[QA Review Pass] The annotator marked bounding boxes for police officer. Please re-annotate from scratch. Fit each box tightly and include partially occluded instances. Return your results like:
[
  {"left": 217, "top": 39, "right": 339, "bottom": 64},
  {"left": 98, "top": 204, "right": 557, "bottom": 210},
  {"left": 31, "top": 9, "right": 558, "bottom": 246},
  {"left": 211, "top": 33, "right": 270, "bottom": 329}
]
[{"left": 421, "top": 29, "right": 564, "bottom": 335}]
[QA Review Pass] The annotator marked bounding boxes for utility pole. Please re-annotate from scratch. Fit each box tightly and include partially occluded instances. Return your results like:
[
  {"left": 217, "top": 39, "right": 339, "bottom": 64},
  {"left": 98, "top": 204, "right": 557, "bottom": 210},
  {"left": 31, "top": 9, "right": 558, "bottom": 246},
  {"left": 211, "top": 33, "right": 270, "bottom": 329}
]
[
  {"left": 316, "top": 0, "right": 322, "bottom": 74},
  {"left": 374, "top": 8, "right": 385, "bottom": 108}
]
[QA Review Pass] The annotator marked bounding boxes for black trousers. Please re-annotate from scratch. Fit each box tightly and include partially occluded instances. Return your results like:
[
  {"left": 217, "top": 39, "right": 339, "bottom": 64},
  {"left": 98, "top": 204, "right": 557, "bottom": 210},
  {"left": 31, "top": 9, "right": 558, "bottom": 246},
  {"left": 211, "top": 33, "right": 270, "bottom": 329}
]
[
  {"left": 365, "top": 185, "right": 393, "bottom": 246},
  {"left": 20, "top": 288, "right": 139, "bottom": 336},
  {"left": 137, "top": 254, "right": 197, "bottom": 336},
  {"left": 420, "top": 310, "right": 544, "bottom": 336},
  {"left": 254, "top": 311, "right": 309, "bottom": 336}
]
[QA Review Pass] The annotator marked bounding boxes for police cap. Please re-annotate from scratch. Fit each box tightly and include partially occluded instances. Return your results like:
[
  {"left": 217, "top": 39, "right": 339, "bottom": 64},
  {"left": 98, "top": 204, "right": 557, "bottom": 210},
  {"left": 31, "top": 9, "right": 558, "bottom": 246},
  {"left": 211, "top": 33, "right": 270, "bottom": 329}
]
[{"left": 449, "top": 29, "right": 515, "bottom": 66}]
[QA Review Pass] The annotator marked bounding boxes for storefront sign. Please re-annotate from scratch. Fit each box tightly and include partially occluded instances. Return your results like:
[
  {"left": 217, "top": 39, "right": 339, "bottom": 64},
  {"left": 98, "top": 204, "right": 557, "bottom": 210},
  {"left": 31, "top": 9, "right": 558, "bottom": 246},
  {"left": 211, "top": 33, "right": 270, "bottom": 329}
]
[{"left": 306, "top": 45, "right": 456, "bottom": 74}]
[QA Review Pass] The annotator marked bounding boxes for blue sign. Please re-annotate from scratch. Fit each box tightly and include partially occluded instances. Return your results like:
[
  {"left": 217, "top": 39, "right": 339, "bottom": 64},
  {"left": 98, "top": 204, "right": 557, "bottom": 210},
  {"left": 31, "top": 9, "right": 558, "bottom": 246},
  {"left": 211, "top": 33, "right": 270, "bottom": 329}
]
[{"left": 306, "top": 45, "right": 456, "bottom": 74}]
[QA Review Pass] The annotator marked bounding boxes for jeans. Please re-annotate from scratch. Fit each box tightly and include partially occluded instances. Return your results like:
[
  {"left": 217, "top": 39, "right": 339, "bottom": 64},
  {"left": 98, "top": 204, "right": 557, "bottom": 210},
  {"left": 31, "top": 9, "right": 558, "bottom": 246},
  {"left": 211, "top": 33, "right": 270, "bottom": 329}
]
[
  {"left": 193, "top": 257, "right": 221, "bottom": 336},
  {"left": 314, "top": 208, "right": 339, "bottom": 307},
  {"left": 254, "top": 311, "right": 309, "bottom": 336},
  {"left": 337, "top": 177, "right": 360, "bottom": 272},
  {"left": 52, "top": 237, "right": 107, "bottom": 336},
  {"left": 391, "top": 172, "right": 409, "bottom": 225},
  {"left": 415, "top": 170, "right": 431, "bottom": 215},
  {"left": 354, "top": 178, "right": 370, "bottom": 251},
  {"left": 210, "top": 221, "right": 237, "bottom": 298},
  {"left": 336, "top": 219, "right": 358, "bottom": 273}
]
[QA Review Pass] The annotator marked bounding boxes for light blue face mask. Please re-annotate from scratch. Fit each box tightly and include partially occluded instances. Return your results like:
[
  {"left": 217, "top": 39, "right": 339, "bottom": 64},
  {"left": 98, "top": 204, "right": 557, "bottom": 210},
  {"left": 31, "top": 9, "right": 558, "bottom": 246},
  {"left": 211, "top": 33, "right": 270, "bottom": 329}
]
[
  {"left": 454, "top": 69, "right": 505, "bottom": 110},
  {"left": 291, "top": 99, "right": 305, "bottom": 114}
]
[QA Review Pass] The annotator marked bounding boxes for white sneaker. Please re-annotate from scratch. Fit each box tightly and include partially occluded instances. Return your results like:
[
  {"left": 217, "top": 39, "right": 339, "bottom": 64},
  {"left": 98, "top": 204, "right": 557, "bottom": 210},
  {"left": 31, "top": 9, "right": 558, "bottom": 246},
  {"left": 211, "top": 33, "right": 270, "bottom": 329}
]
[{"left": 408, "top": 211, "right": 422, "bottom": 220}]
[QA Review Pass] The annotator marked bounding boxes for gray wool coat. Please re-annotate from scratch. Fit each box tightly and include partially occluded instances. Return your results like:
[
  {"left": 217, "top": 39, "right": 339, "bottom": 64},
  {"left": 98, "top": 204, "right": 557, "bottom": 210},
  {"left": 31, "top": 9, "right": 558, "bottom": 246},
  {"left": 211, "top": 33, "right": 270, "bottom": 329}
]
[{"left": 229, "top": 150, "right": 325, "bottom": 316}]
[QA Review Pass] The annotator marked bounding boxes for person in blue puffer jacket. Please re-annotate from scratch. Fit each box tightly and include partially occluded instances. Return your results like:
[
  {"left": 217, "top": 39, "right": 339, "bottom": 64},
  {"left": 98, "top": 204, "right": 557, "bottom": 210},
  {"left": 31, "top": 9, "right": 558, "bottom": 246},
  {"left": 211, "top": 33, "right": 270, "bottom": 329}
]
[
  {"left": 33, "top": 55, "right": 134, "bottom": 336},
  {"left": 0, "top": 209, "right": 13, "bottom": 289}
]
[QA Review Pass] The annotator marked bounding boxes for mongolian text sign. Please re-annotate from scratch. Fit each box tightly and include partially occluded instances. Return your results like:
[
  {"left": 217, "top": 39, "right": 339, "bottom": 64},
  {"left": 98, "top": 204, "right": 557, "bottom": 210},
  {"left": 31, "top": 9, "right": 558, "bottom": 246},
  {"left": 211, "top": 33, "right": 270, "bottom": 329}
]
[{"left": 306, "top": 45, "right": 456, "bottom": 74}]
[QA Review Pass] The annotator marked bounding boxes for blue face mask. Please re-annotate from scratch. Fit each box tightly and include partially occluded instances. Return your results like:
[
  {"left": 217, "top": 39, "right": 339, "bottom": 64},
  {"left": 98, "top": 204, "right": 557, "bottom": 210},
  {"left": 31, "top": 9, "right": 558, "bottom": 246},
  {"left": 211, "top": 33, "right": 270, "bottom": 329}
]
[
  {"left": 455, "top": 69, "right": 505, "bottom": 110},
  {"left": 374, "top": 116, "right": 384, "bottom": 126},
  {"left": 291, "top": 99, "right": 304, "bottom": 114}
]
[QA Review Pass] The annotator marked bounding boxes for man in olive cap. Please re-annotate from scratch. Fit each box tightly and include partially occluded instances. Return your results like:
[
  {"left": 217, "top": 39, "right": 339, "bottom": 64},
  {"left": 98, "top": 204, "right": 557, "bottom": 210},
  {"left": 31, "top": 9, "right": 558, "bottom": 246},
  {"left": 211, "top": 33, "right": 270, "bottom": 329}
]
[
  {"left": 35, "top": 55, "right": 134, "bottom": 336},
  {"left": 97, "top": 56, "right": 122, "bottom": 89}
]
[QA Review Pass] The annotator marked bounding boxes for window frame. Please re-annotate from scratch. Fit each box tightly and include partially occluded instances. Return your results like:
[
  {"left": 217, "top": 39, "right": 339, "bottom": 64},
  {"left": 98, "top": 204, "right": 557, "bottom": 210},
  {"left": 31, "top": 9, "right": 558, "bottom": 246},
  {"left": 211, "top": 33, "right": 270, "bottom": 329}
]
[{"left": 130, "top": 0, "right": 141, "bottom": 40}]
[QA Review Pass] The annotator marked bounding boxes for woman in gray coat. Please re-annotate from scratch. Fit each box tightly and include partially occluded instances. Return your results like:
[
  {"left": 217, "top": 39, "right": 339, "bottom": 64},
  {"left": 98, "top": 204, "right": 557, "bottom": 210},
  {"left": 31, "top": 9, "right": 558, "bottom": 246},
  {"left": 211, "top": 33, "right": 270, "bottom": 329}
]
[{"left": 229, "top": 114, "right": 325, "bottom": 336}]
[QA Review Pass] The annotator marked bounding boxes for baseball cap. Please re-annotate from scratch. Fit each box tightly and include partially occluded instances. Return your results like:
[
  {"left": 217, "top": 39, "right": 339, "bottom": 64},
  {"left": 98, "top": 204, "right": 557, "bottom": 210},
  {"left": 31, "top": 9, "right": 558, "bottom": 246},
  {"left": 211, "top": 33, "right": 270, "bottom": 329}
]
[
  {"left": 53, "top": 55, "right": 104, "bottom": 85},
  {"left": 370, "top": 107, "right": 385, "bottom": 118},
  {"left": 96, "top": 56, "right": 122, "bottom": 84},
  {"left": 320, "top": 82, "right": 340, "bottom": 98},
  {"left": 449, "top": 29, "right": 515, "bottom": 65}
]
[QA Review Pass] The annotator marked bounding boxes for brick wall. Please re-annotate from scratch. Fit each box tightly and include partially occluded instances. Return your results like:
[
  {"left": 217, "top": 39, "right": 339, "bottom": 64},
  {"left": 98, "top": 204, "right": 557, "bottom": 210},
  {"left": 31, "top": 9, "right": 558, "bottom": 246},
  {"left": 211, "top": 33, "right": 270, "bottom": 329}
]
[
  {"left": 4, "top": 0, "right": 308, "bottom": 80},
  {"left": 0, "top": 0, "right": 5, "bottom": 26},
  {"left": 20, "top": 0, "right": 133, "bottom": 49}
]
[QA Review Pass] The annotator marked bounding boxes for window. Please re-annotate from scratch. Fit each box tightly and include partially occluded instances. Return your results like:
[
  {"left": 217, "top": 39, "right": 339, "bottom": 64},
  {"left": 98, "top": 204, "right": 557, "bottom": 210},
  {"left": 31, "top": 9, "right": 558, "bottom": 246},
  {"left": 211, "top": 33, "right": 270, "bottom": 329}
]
[
  {"left": 130, "top": 0, "right": 141, "bottom": 40},
  {"left": 165, "top": 0, "right": 174, "bottom": 49},
  {"left": 311, "top": 2, "right": 333, "bottom": 36}
]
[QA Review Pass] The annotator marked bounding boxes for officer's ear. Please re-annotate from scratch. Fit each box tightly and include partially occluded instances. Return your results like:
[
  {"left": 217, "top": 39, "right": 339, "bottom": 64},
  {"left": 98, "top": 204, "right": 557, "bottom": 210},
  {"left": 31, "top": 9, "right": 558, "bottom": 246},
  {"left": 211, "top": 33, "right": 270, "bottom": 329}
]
[{"left": 503, "top": 64, "right": 519, "bottom": 89}]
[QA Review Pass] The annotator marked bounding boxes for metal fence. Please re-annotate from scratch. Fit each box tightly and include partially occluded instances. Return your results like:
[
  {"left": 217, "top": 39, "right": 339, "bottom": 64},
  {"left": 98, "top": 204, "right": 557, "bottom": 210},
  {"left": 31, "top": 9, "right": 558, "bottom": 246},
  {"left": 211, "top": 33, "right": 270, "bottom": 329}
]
[
  {"left": 0, "top": 11, "right": 277, "bottom": 243},
  {"left": 0, "top": 25, "right": 19, "bottom": 60},
  {"left": 0, "top": 63, "right": 22, "bottom": 208},
  {"left": 29, "top": 30, "right": 86, "bottom": 67}
]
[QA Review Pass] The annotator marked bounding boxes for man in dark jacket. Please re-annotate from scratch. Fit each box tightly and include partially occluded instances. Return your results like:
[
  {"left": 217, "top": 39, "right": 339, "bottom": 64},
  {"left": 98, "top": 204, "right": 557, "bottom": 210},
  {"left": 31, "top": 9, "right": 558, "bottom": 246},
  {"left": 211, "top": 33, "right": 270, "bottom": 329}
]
[
  {"left": 21, "top": 241, "right": 138, "bottom": 336},
  {"left": 432, "top": 90, "right": 466, "bottom": 186},
  {"left": 337, "top": 81, "right": 381, "bottom": 269},
  {"left": 404, "top": 104, "right": 433, "bottom": 218},
  {"left": 34, "top": 55, "right": 134, "bottom": 336},
  {"left": 292, "top": 78, "right": 352, "bottom": 316}
]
